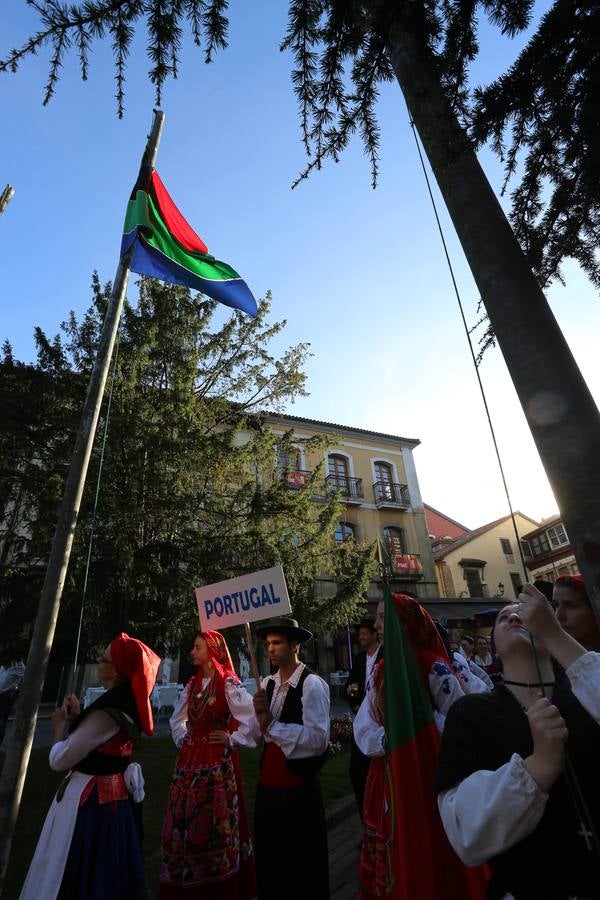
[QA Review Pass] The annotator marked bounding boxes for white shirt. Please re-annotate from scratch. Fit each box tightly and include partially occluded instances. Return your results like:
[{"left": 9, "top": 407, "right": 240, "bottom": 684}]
[
  {"left": 365, "top": 646, "right": 380, "bottom": 689},
  {"left": 438, "top": 651, "right": 600, "bottom": 866},
  {"left": 49, "top": 710, "right": 119, "bottom": 771},
  {"left": 353, "top": 675, "right": 385, "bottom": 757},
  {"left": 0, "top": 661, "right": 25, "bottom": 694},
  {"left": 169, "top": 676, "right": 258, "bottom": 749},
  {"left": 262, "top": 663, "right": 330, "bottom": 759}
]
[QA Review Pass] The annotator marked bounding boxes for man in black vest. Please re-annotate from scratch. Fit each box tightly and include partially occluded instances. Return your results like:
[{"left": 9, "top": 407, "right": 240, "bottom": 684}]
[
  {"left": 252, "top": 616, "right": 330, "bottom": 899},
  {"left": 346, "top": 619, "right": 383, "bottom": 820}
]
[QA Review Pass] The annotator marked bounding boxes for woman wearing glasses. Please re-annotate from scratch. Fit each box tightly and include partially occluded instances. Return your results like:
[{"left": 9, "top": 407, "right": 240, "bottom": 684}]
[{"left": 20, "top": 633, "right": 160, "bottom": 900}]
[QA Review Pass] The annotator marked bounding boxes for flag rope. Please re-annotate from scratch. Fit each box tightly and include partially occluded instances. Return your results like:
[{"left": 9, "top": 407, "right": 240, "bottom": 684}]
[
  {"left": 70, "top": 330, "right": 122, "bottom": 688},
  {"left": 407, "top": 114, "right": 528, "bottom": 579}
]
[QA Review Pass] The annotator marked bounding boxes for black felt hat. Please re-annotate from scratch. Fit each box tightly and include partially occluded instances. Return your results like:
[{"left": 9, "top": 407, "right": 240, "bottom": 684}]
[{"left": 255, "top": 616, "right": 312, "bottom": 643}]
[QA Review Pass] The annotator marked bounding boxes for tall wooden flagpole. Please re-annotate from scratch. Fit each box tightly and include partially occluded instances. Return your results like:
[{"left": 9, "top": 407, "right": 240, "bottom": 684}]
[
  {"left": 0, "top": 110, "right": 165, "bottom": 893},
  {"left": 0, "top": 184, "right": 14, "bottom": 217}
]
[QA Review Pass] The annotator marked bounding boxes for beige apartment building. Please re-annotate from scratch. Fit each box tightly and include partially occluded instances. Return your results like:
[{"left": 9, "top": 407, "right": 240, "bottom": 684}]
[
  {"left": 433, "top": 512, "right": 539, "bottom": 602},
  {"left": 522, "top": 514, "right": 579, "bottom": 582},
  {"left": 262, "top": 412, "right": 438, "bottom": 605}
]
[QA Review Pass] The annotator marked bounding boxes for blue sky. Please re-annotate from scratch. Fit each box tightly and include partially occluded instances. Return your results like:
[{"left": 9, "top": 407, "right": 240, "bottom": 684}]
[{"left": 2, "top": 1, "right": 598, "bottom": 530}]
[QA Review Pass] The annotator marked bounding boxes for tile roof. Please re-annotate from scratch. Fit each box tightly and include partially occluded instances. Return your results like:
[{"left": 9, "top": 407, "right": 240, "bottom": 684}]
[
  {"left": 261, "top": 411, "right": 419, "bottom": 446},
  {"left": 433, "top": 512, "right": 539, "bottom": 560},
  {"left": 424, "top": 503, "right": 471, "bottom": 533}
]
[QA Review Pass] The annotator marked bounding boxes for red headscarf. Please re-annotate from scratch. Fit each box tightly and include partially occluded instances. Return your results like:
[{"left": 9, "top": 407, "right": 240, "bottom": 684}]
[
  {"left": 391, "top": 593, "right": 451, "bottom": 683},
  {"left": 110, "top": 633, "right": 161, "bottom": 736},
  {"left": 555, "top": 573, "right": 587, "bottom": 599},
  {"left": 200, "top": 631, "right": 239, "bottom": 684}
]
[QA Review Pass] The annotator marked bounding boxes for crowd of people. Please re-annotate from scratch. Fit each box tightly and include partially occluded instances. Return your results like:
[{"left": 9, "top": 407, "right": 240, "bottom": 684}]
[{"left": 13, "top": 572, "right": 600, "bottom": 899}]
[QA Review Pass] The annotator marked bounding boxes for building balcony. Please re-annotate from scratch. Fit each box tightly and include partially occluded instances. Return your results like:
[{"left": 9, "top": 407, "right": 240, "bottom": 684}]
[
  {"left": 373, "top": 480, "right": 410, "bottom": 508},
  {"left": 325, "top": 474, "right": 364, "bottom": 504},
  {"left": 283, "top": 469, "right": 312, "bottom": 489}
]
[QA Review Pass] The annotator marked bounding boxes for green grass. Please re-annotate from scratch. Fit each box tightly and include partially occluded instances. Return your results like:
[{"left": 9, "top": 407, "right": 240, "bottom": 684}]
[{"left": 3, "top": 739, "right": 351, "bottom": 898}]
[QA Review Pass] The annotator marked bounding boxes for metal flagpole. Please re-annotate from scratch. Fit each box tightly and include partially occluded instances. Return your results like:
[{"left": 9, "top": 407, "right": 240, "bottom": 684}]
[{"left": 0, "top": 109, "right": 165, "bottom": 893}]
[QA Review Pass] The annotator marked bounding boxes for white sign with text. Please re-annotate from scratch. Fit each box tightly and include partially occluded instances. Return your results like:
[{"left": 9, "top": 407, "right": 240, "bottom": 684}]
[{"left": 195, "top": 565, "right": 291, "bottom": 631}]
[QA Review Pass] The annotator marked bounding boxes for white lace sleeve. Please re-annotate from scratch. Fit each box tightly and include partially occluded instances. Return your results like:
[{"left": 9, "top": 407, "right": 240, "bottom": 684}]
[
  {"left": 429, "top": 659, "right": 465, "bottom": 727},
  {"left": 225, "top": 679, "right": 260, "bottom": 749},
  {"left": 48, "top": 710, "right": 119, "bottom": 771},
  {"left": 438, "top": 753, "right": 548, "bottom": 866},
  {"left": 566, "top": 651, "right": 600, "bottom": 722},
  {"left": 353, "top": 683, "right": 385, "bottom": 757},
  {"left": 124, "top": 762, "right": 145, "bottom": 802},
  {"left": 452, "top": 653, "right": 490, "bottom": 695},
  {"left": 169, "top": 682, "right": 190, "bottom": 748}
]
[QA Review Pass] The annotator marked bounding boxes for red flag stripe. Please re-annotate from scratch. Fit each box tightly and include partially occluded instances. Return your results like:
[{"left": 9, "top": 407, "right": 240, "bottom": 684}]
[{"left": 150, "top": 171, "right": 209, "bottom": 255}]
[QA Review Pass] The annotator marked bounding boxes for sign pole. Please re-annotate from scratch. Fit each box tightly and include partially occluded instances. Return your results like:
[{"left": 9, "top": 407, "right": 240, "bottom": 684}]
[
  {"left": 0, "top": 110, "right": 165, "bottom": 894},
  {"left": 244, "top": 623, "right": 261, "bottom": 691}
]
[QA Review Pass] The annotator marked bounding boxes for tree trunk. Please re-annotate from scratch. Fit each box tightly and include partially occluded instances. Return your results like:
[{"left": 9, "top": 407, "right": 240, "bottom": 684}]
[{"left": 386, "top": 28, "right": 600, "bottom": 615}]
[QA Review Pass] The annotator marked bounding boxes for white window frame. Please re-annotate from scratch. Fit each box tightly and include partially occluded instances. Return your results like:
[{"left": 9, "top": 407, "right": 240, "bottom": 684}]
[{"left": 546, "top": 524, "right": 568, "bottom": 549}]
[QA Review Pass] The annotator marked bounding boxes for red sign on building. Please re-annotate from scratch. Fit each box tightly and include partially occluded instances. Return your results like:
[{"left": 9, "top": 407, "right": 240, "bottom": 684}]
[
  {"left": 286, "top": 471, "right": 309, "bottom": 488},
  {"left": 393, "top": 554, "right": 423, "bottom": 574}
]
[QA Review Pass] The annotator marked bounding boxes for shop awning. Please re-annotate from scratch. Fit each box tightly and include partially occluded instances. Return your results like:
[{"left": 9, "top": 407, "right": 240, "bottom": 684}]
[{"left": 422, "top": 599, "right": 501, "bottom": 620}]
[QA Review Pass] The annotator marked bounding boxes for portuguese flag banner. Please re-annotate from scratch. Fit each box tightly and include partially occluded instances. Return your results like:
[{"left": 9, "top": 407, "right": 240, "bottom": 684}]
[
  {"left": 121, "top": 169, "right": 258, "bottom": 317},
  {"left": 377, "top": 586, "right": 487, "bottom": 899}
]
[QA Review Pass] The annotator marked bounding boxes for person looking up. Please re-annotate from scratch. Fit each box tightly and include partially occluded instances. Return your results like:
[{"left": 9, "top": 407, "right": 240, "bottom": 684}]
[
  {"left": 553, "top": 573, "right": 600, "bottom": 651},
  {"left": 436, "top": 585, "right": 600, "bottom": 899}
]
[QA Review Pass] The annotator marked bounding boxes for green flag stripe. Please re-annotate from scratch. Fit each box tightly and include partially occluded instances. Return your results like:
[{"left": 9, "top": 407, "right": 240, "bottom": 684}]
[
  {"left": 124, "top": 190, "right": 242, "bottom": 282},
  {"left": 383, "top": 585, "right": 434, "bottom": 752}
]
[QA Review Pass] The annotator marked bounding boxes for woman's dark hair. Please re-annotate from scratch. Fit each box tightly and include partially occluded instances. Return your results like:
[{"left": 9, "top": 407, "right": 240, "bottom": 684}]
[
  {"left": 461, "top": 635, "right": 475, "bottom": 647},
  {"left": 434, "top": 621, "right": 453, "bottom": 659},
  {"left": 554, "top": 574, "right": 589, "bottom": 606},
  {"left": 533, "top": 580, "right": 556, "bottom": 608}
]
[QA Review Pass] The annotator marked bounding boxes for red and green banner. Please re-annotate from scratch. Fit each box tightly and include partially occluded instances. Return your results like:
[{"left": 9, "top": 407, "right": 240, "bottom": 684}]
[
  {"left": 121, "top": 170, "right": 257, "bottom": 317},
  {"left": 366, "top": 586, "right": 488, "bottom": 899}
]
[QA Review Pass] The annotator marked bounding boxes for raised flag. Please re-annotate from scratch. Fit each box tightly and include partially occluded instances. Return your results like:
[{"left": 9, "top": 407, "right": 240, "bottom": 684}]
[{"left": 121, "top": 169, "right": 257, "bottom": 317}]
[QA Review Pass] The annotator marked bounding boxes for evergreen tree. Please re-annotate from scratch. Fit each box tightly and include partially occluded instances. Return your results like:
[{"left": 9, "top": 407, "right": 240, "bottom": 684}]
[
  {"left": 0, "top": 276, "right": 373, "bottom": 661},
  {"left": 2, "top": 2, "right": 597, "bottom": 289},
  {"left": 3, "top": 3, "right": 600, "bottom": 606}
]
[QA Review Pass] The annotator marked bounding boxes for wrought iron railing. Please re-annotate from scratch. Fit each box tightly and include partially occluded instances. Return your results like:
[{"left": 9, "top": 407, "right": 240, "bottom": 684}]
[
  {"left": 373, "top": 481, "right": 410, "bottom": 506},
  {"left": 325, "top": 474, "right": 364, "bottom": 500}
]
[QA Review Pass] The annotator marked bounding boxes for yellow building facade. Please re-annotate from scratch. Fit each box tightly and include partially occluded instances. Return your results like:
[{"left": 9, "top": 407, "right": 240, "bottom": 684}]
[
  {"left": 433, "top": 512, "right": 539, "bottom": 602},
  {"left": 262, "top": 412, "right": 438, "bottom": 602}
]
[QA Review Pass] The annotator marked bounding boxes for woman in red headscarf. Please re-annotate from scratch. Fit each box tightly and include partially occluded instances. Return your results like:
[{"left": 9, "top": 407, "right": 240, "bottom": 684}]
[
  {"left": 158, "top": 631, "right": 257, "bottom": 899},
  {"left": 354, "top": 594, "right": 488, "bottom": 900},
  {"left": 20, "top": 633, "right": 161, "bottom": 900}
]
